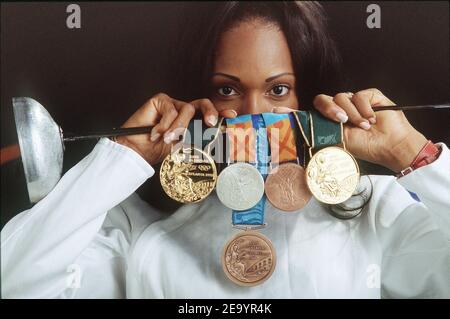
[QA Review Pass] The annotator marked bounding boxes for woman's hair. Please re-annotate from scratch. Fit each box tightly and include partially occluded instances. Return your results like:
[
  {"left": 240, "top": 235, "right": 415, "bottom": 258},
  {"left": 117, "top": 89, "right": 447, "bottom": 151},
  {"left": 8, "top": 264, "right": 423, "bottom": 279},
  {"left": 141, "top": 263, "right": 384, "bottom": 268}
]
[{"left": 169, "top": 1, "right": 344, "bottom": 109}]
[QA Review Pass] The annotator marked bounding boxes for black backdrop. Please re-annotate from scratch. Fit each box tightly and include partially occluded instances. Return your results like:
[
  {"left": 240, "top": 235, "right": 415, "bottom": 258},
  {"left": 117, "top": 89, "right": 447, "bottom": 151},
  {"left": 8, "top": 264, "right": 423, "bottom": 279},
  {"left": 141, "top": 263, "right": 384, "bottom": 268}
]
[{"left": 1, "top": 1, "right": 449, "bottom": 227}]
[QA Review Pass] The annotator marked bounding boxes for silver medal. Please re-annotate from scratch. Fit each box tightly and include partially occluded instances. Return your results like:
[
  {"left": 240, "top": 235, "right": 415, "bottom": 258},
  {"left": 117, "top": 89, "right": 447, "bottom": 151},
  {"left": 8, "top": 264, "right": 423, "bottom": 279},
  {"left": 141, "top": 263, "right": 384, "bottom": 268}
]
[{"left": 216, "top": 162, "right": 265, "bottom": 211}]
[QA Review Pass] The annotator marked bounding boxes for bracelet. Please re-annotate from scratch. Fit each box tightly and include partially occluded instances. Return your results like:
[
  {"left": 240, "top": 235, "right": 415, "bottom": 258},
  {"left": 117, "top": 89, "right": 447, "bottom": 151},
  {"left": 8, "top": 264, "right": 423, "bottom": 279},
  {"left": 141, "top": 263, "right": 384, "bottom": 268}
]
[{"left": 396, "top": 140, "right": 442, "bottom": 178}]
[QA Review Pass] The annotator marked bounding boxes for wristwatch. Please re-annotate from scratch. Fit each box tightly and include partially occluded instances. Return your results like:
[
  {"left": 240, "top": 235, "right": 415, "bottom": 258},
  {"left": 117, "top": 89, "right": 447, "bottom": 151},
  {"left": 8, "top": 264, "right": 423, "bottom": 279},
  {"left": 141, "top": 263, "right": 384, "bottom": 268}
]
[{"left": 397, "top": 140, "right": 441, "bottom": 177}]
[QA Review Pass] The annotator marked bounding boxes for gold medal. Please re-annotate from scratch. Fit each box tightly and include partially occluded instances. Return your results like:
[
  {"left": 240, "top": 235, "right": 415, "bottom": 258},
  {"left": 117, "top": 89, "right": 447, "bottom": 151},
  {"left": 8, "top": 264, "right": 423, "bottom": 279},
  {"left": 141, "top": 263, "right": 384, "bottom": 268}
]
[
  {"left": 222, "top": 231, "right": 276, "bottom": 287},
  {"left": 160, "top": 118, "right": 224, "bottom": 204},
  {"left": 304, "top": 111, "right": 360, "bottom": 205},
  {"left": 160, "top": 146, "right": 217, "bottom": 203},
  {"left": 306, "top": 146, "right": 359, "bottom": 204}
]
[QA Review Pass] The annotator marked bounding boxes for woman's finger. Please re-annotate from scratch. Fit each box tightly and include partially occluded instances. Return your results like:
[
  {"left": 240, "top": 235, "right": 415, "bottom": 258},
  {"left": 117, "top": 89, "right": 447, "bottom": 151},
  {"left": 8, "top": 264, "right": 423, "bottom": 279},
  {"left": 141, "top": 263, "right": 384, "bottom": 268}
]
[
  {"left": 121, "top": 97, "right": 161, "bottom": 128},
  {"left": 163, "top": 103, "right": 196, "bottom": 144},
  {"left": 150, "top": 98, "right": 179, "bottom": 141},
  {"left": 219, "top": 109, "right": 238, "bottom": 118},
  {"left": 362, "top": 88, "right": 396, "bottom": 107},
  {"left": 271, "top": 106, "right": 298, "bottom": 114},
  {"left": 185, "top": 98, "right": 219, "bottom": 127},
  {"left": 351, "top": 90, "right": 377, "bottom": 124},
  {"left": 333, "top": 93, "right": 371, "bottom": 130},
  {"left": 313, "top": 94, "right": 349, "bottom": 123}
]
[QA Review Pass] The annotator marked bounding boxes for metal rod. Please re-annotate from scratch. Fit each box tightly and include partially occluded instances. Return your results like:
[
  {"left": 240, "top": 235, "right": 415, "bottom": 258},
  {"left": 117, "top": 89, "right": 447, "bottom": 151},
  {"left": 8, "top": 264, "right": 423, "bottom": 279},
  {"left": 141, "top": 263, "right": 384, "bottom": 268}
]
[
  {"left": 60, "top": 103, "right": 449, "bottom": 142},
  {"left": 63, "top": 125, "right": 153, "bottom": 142},
  {"left": 373, "top": 103, "right": 449, "bottom": 112}
]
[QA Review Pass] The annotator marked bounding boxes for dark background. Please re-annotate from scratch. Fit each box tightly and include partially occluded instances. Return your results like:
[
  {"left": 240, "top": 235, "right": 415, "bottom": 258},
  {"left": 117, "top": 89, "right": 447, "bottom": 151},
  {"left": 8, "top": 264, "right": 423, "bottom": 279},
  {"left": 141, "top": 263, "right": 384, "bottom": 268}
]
[{"left": 1, "top": 1, "right": 449, "bottom": 228}]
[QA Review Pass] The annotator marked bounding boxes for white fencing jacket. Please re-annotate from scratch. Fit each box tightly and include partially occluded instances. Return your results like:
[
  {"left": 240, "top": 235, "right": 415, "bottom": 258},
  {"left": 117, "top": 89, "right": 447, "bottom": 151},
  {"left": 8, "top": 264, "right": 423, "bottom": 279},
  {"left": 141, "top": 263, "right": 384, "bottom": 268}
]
[{"left": 2, "top": 138, "right": 449, "bottom": 298}]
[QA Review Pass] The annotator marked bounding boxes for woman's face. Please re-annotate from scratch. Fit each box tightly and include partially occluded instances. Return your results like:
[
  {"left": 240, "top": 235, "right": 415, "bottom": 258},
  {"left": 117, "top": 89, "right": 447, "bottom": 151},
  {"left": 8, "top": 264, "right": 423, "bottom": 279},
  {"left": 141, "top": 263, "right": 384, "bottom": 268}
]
[{"left": 210, "top": 19, "right": 299, "bottom": 115}]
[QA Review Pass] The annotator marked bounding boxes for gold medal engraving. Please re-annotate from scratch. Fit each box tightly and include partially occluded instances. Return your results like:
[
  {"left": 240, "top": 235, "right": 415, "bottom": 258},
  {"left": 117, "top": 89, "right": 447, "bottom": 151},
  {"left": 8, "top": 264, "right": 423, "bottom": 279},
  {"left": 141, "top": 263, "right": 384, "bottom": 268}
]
[
  {"left": 160, "top": 147, "right": 217, "bottom": 203},
  {"left": 306, "top": 146, "right": 359, "bottom": 204},
  {"left": 222, "top": 231, "right": 276, "bottom": 286}
]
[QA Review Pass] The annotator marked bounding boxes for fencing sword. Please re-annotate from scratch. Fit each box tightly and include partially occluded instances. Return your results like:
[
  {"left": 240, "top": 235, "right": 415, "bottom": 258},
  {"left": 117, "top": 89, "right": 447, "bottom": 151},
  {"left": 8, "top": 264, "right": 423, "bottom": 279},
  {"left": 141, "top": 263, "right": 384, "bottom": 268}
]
[{"left": 4, "top": 96, "right": 450, "bottom": 203}]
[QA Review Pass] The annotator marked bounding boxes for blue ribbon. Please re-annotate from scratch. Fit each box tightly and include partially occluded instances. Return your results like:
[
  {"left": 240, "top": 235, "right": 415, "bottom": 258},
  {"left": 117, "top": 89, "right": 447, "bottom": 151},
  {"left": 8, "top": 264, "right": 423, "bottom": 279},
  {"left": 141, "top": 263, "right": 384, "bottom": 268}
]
[
  {"left": 227, "top": 113, "right": 305, "bottom": 225},
  {"left": 227, "top": 114, "right": 269, "bottom": 225},
  {"left": 261, "top": 112, "right": 305, "bottom": 166}
]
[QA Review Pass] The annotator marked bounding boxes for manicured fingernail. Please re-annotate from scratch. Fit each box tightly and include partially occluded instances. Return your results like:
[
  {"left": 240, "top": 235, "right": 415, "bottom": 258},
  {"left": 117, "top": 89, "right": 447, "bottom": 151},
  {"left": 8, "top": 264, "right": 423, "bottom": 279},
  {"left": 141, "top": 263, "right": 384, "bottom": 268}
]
[
  {"left": 359, "top": 121, "right": 371, "bottom": 130},
  {"left": 228, "top": 109, "right": 238, "bottom": 117},
  {"left": 221, "top": 109, "right": 238, "bottom": 118},
  {"left": 206, "top": 115, "right": 218, "bottom": 126},
  {"left": 336, "top": 111, "right": 348, "bottom": 123},
  {"left": 164, "top": 132, "right": 175, "bottom": 144},
  {"left": 271, "top": 106, "right": 294, "bottom": 113},
  {"left": 150, "top": 133, "right": 161, "bottom": 142},
  {"left": 369, "top": 117, "right": 377, "bottom": 124}
]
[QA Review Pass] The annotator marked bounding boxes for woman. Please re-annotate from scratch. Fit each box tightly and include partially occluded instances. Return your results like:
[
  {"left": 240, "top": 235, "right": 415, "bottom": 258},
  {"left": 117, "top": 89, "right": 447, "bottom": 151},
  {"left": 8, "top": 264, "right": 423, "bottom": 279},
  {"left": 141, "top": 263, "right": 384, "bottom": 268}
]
[{"left": 2, "top": 2, "right": 449, "bottom": 298}]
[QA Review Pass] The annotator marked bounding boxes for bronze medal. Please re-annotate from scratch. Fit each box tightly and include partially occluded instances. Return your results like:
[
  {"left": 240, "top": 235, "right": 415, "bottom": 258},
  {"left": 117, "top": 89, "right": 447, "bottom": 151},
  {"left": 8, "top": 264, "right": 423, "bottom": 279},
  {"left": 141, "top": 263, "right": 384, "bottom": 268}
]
[
  {"left": 160, "top": 146, "right": 217, "bottom": 203},
  {"left": 222, "top": 231, "right": 276, "bottom": 287},
  {"left": 264, "top": 163, "right": 312, "bottom": 211}
]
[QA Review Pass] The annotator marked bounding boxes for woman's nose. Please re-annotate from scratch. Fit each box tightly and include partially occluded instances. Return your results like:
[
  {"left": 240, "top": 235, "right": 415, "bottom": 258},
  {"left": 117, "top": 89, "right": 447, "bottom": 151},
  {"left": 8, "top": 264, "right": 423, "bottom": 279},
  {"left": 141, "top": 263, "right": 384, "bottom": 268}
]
[{"left": 240, "top": 92, "right": 272, "bottom": 115}]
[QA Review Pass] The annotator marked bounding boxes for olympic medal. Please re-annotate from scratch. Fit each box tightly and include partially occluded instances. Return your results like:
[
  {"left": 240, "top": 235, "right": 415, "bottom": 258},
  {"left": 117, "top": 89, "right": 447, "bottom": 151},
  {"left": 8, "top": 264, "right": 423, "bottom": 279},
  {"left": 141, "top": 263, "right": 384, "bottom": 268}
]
[
  {"left": 264, "top": 163, "right": 312, "bottom": 211},
  {"left": 328, "top": 175, "right": 373, "bottom": 219},
  {"left": 329, "top": 205, "right": 364, "bottom": 220},
  {"left": 222, "top": 231, "right": 276, "bottom": 286},
  {"left": 306, "top": 146, "right": 360, "bottom": 204},
  {"left": 216, "top": 163, "right": 265, "bottom": 211},
  {"left": 160, "top": 147, "right": 217, "bottom": 203}
]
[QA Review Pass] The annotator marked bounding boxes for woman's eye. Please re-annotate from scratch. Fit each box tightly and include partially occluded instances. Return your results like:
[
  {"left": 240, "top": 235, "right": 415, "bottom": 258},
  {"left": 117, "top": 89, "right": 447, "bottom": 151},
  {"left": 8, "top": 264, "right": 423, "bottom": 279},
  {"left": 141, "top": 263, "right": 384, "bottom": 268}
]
[
  {"left": 217, "top": 86, "right": 238, "bottom": 96},
  {"left": 269, "top": 85, "right": 290, "bottom": 97}
]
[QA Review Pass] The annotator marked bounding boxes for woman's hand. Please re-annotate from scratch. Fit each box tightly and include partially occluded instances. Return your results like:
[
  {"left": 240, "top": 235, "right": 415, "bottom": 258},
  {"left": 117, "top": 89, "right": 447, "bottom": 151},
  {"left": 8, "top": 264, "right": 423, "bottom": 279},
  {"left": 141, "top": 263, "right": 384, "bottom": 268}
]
[
  {"left": 275, "top": 88, "right": 428, "bottom": 172},
  {"left": 313, "top": 88, "right": 428, "bottom": 172},
  {"left": 116, "top": 93, "right": 236, "bottom": 166}
]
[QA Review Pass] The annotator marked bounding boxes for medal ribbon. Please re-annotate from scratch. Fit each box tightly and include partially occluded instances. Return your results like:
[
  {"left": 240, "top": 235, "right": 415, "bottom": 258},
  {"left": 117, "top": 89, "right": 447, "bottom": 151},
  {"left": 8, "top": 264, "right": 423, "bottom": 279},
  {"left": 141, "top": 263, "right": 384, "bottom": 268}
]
[
  {"left": 309, "top": 110, "right": 343, "bottom": 150},
  {"left": 225, "top": 115, "right": 269, "bottom": 225},
  {"left": 225, "top": 113, "right": 305, "bottom": 225},
  {"left": 261, "top": 113, "right": 300, "bottom": 165},
  {"left": 292, "top": 110, "right": 312, "bottom": 165},
  {"left": 225, "top": 115, "right": 256, "bottom": 163},
  {"left": 294, "top": 111, "right": 311, "bottom": 146}
]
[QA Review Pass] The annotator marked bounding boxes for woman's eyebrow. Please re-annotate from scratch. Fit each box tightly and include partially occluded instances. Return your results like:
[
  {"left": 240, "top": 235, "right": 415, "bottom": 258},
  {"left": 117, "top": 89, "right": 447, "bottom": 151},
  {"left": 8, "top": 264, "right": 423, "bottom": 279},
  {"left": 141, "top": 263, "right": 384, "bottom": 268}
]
[
  {"left": 265, "top": 72, "right": 295, "bottom": 83},
  {"left": 211, "top": 72, "right": 295, "bottom": 83},
  {"left": 212, "top": 73, "right": 240, "bottom": 82}
]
